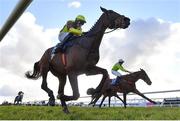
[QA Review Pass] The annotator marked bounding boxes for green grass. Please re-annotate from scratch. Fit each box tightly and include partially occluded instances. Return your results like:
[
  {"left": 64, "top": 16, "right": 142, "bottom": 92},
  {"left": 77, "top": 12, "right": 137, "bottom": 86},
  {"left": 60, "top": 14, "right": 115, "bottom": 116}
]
[{"left": 0, "top": 106, "right": 180, "bottom": 120}]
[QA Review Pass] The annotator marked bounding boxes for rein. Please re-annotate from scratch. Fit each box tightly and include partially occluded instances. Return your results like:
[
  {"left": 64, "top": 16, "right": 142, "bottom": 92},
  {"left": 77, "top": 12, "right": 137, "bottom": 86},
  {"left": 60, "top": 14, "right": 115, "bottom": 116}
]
[{"left": 104, "top": 28, "right": 118, "bottom": 34}]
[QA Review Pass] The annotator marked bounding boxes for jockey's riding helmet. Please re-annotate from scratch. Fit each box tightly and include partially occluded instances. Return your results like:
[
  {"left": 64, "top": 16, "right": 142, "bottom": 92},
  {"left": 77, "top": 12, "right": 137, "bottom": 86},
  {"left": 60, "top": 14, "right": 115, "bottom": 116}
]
[
  {"left": 118, "top": 59, "right": 124, "bottom": 63},
  {"left": 75, "top": 15, "right": 86, "bottom": 23}
]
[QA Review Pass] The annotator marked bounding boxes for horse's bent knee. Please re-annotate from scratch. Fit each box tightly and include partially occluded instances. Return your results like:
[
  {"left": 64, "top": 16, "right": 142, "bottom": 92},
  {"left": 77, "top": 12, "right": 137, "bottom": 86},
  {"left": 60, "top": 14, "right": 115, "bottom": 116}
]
[
  {"left": 73, "top": 93, "right": 80, "bottom": 100},
  {"left": 41, "top": 83, "right": 47, "bottom": 90}
]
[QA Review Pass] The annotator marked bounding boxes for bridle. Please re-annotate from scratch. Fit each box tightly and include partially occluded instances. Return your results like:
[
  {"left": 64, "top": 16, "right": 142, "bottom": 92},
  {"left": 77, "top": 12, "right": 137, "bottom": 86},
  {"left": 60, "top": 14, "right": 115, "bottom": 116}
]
[
  {"left": 105, "top": 28, "right": 119, "bottom": 34},
  {"left": 104, "top": 12, "right": 120, "bottom": 34}
]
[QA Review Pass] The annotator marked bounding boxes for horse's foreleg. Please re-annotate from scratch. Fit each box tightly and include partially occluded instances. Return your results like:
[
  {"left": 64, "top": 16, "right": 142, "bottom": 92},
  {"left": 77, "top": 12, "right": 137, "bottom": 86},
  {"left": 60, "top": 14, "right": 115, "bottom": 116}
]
[
  {"left": 115, "top": 93, "right": 125, "bottom": 105},
  {"left": 99, "top": 95, "right": 107, "bottom": 108},
  {"left": 60, "top": 72, "right": 80, "bottom": 102},
  {"left": 57, "top": 75, "right": 67, "bottom": 99},
  {"left": 123, "top": 93, "right": 127, "bottom": 108},
  {"left": 133, "top": 89, "right": 156, "bottom": 104},
  {"left": 41, "top": 70, "right": 55, "bottom": 106},
  {"left": 57, "top": 75, "right": 69, "bottom": 114},
  {"left": 86, "top": 66, "right": 108, "bottom": 93},
  {"left": 68, "top": 73, "right": 80, "bottom": 100},
  {"left": 108, "top": 96, "right": 111, "bottom": 107}
]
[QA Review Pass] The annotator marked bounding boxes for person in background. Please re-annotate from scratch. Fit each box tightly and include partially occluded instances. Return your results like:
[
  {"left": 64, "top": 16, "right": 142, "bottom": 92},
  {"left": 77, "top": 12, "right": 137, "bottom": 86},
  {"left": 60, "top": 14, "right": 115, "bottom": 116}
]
[{"left": 111, "top": 59, "right": 132, "bottom": 85}]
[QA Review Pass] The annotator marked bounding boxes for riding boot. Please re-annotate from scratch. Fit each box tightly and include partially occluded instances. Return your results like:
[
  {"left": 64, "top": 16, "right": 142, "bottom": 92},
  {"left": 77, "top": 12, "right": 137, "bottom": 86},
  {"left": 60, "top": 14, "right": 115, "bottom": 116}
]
[
  {"left": 51, "top": 34, "right": 72, "bottom": 60},
  {"left": 60, "top": 33, "right": 73, "bottom": 52},
  {"left": 56, "top": 33, "right": 73, "bottom": 53},
  {"left": 115, "top": 76, "right": 121, "bottom": 85}
]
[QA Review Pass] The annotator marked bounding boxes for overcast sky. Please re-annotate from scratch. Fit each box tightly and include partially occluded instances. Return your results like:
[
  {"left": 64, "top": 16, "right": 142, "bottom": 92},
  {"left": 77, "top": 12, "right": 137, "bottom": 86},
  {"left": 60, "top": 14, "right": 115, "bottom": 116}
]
[{"left": 0, "top": 0, "right": 180, "bottom": 104}]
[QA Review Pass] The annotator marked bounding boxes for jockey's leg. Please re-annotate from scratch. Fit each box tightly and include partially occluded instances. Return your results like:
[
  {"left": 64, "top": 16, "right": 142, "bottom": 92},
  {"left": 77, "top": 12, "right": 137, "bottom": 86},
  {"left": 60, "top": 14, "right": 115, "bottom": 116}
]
[
  {"left": 51, "top": 33, "right": 73, "bottom": 60},
  {"left": 60, "top": 33, "right": 73, "bottom": 52},
  {"left": 56, "top": 33, "right": 73, "bottom": 52},
  {"left": 111, "top": 70, "right": 122, "bottom": 85}
]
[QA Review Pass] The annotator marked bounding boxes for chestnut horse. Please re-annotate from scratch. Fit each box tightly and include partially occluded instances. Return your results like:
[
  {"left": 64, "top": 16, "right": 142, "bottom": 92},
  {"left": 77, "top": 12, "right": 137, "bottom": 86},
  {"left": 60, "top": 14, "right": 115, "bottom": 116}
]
[
  {"left": 25, "top": 7, "right": 130, "bottom": 113},
  {"left": 87, "top": 69, "right": 156, "bottom": 108}
]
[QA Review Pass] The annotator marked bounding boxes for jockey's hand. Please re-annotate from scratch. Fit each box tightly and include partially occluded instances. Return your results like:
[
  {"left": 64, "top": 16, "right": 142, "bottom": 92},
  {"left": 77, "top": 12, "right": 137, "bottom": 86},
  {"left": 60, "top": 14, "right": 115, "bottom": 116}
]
[{"left": 83, "top": 32, "right": 88, "bottom": 35}]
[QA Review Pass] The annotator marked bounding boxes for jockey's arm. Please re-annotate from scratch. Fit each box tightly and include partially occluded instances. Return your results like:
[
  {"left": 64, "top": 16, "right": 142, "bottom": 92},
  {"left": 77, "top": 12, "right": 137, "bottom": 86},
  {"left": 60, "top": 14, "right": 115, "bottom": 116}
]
[
  {"left": 66, "top": 21, "right": 83, "bottom": 36},
  {"left": 118, "top": 64, "right": 131, "bottom": 73},
  {"left": 69, "top": 28, "right": 82, "bottom": 36}
]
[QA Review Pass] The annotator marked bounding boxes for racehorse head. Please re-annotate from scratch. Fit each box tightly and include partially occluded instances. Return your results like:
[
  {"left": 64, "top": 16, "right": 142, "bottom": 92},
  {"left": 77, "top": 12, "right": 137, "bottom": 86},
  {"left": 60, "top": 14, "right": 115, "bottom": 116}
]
[
  {"left": 140, "top": 68, "right": 152, "bottom": 85},
  {"left": 100, "top": 7, "right": 130, "bottom": 29}
]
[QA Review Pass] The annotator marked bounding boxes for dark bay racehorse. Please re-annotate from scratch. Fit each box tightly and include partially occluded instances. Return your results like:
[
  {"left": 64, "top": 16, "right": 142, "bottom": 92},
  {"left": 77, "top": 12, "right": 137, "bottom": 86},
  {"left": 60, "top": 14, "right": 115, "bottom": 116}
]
[
  {"left": 87, "top": 69, "right": 156, "bottom": 108},
  {"left": 14, "top": 91, "right": 24, "bottom": 105},
  {"left": 25, "top": 7, "right": 130, "bottom": 113}
]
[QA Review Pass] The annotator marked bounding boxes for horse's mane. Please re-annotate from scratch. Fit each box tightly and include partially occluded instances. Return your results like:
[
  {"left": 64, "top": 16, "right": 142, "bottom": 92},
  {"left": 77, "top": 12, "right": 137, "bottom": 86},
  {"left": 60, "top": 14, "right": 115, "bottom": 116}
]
[
  {"left": 85, "top": 13, "right": 105, "bottom": 37},
  {"left": 71, "top": 13, "right": 105, "bottom": 48}
]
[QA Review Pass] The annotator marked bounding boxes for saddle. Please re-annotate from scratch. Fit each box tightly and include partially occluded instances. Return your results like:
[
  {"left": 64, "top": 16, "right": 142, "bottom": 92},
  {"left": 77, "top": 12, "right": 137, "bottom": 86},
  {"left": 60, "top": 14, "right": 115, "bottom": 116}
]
[{"left": 110, "top": 77, "right": 126, "bottom": 86}]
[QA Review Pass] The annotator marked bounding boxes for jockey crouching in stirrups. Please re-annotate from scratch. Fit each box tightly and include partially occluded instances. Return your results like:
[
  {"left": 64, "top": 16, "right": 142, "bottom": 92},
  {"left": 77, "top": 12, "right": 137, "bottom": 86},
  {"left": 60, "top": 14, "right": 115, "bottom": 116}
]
[
  {"left": 111, "top": 59, "right": 132, "bottom": 85},
  {"left": 51, "top": 15, "right": 86, "bottom": 60}
]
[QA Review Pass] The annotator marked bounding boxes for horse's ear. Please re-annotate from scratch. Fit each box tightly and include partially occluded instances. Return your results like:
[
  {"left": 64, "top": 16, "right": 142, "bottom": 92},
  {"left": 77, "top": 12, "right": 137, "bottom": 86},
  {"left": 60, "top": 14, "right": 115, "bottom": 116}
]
[
  {"left": 100, "top": 6, "right": 108, "bottom": 13},
  {"left": 140, "top": 68, "right": 144, "bottom": 72}
]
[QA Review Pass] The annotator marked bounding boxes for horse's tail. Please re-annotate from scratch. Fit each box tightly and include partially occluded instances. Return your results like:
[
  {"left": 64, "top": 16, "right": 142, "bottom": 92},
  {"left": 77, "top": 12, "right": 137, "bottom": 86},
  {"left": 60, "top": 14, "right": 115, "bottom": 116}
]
[
  {"left": 87, "top": 88, "right": 96, "bottom": 95},
  {"left": 25, "top": 61, "right": 41, "bottom": 80}
]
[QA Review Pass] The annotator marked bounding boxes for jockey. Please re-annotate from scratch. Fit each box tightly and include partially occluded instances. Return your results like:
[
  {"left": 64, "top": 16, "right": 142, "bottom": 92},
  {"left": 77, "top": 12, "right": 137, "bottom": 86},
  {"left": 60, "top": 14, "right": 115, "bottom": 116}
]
[
  {"left": 51, "top": 15, "right": 86, "bottom": 60},
  {"left": 111, "top": 59, "right": 132, "bottom": 85}
]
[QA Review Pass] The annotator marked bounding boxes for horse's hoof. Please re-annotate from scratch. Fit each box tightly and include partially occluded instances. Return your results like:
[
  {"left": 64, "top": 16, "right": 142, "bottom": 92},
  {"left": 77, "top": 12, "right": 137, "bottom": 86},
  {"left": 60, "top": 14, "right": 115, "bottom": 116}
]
[
  {"left": 63, "top": 108, "right": 70, "bottom": 114},
  {"left": 57, "top": 94, "right": 65, "bottom": 100},
  {"left": 57, "top": 95, "right": 60, "bottom": 99},
  {"left": 48, "top": 99, "right": 55, "bottom": 106},
  {"left": 153, "top": 101, "right": 157, "bottom": 104},
  {"left": 88, "top": 102, "right": 92, "bottom": 105}
]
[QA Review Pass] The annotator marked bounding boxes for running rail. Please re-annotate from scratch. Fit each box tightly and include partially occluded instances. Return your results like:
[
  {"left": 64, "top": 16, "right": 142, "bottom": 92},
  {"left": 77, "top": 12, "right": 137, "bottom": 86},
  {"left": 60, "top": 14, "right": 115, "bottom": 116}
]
[{"left": 0, "top": 0, "right": 33, "bottom": 42}]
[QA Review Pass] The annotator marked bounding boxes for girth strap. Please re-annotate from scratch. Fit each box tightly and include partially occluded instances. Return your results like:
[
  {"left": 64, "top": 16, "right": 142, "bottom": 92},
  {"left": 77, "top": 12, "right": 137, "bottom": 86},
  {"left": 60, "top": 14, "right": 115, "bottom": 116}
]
[{"left": 60, "top": 53, "right": 66, "bottom": 66}]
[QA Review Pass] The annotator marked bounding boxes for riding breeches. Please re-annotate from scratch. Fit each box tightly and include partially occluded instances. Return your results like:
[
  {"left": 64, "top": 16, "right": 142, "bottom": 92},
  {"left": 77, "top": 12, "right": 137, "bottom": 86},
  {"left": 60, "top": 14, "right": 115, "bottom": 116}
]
[{"left": 111, "top": 70, "right": 122, "bottom": 77}]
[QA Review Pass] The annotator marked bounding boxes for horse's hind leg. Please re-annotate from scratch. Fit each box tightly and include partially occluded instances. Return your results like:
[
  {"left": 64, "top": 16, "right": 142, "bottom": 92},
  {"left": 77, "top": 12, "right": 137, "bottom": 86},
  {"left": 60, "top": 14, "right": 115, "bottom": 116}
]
[{"left": 41, "top": 70, "right": 55, "bottom": 106}]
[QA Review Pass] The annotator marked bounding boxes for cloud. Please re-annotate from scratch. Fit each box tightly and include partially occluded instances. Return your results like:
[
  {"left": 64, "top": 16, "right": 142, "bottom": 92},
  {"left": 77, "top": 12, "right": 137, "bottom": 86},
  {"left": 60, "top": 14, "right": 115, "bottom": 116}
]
[
  {"left": 99, "top": 18, "right": 180, "bottom": 91},
  {"left": 1, "top": 11, "right": 180, "bottom": 103},
  {"left": 101, "top": 18, "right": 171, "bottom": 66},
  {"left": 0, "top": 85, "right": 17, "bottom": 96},
  {"left": 68, "top": 1, "right": 81, "bottom": 8},
  {"left": 0, "top": 12, "right": 59, "bottom": 76}
]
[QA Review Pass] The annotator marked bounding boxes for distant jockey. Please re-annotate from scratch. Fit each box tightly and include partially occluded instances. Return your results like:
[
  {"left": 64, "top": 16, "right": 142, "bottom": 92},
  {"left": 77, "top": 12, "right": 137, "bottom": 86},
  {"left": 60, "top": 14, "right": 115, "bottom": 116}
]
[
  {"left": 51, "top": 15, "right": 86, "bottom": 60},
  {"left": 111, "top": 59, "right": 132, "bottom": 85}
]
